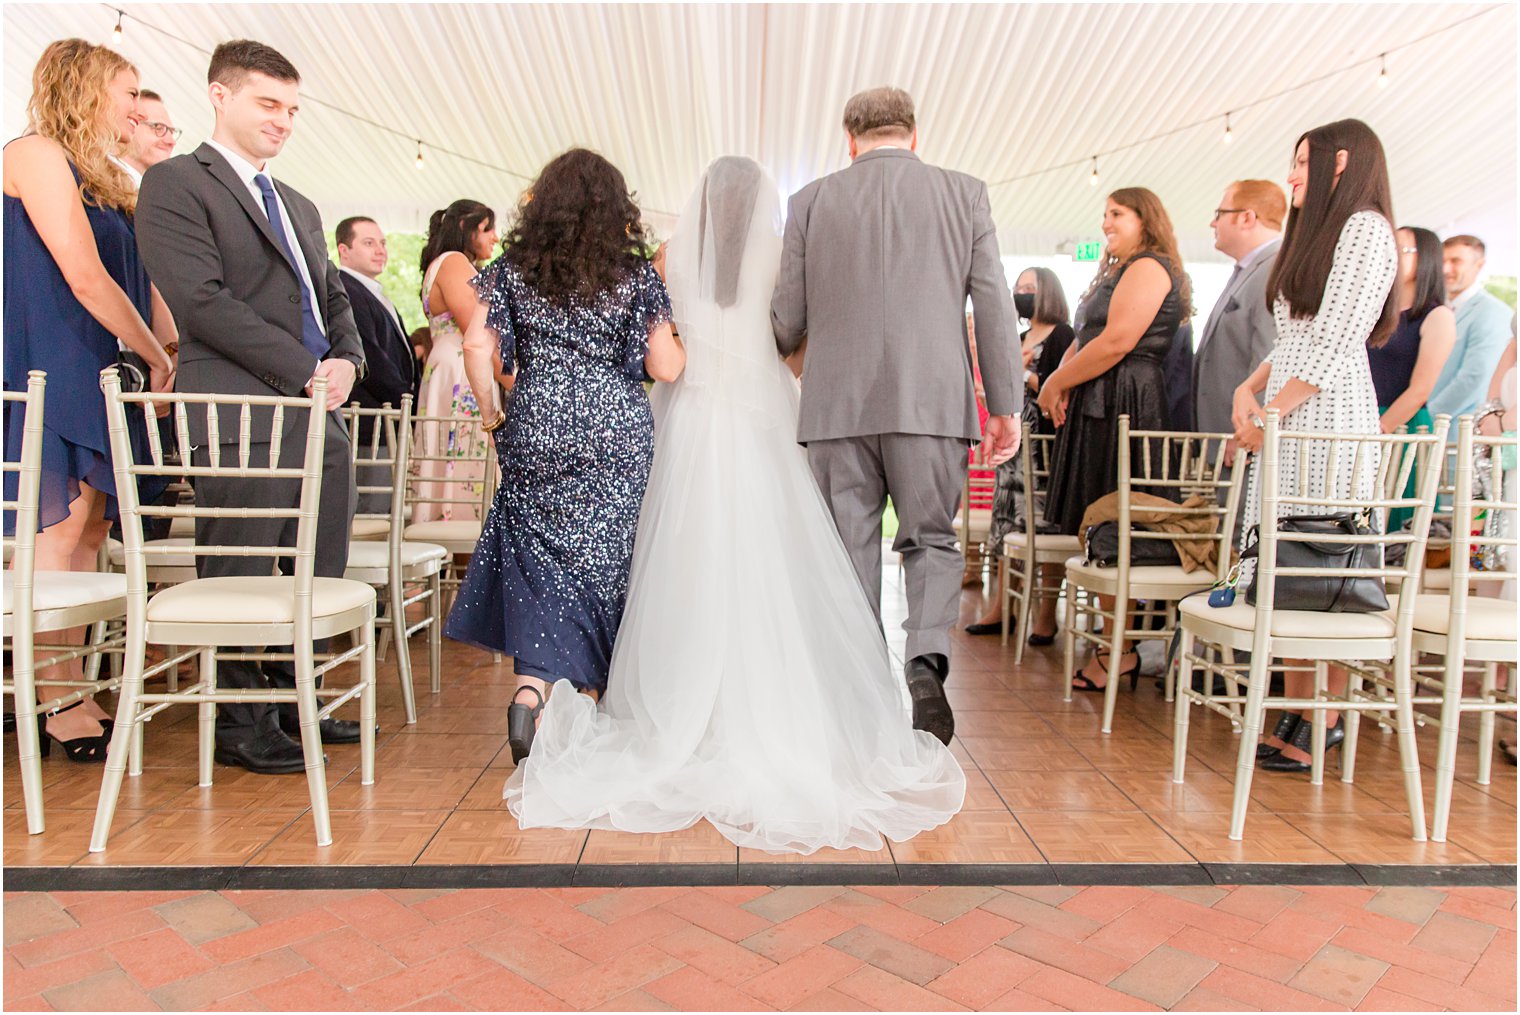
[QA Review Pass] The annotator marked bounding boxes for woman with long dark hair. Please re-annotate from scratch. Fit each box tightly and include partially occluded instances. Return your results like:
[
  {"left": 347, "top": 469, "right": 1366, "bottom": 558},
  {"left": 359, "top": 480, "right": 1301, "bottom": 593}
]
[
  {"left": 965, "top": 266, "right": 1073, "bottom": 639},
  {"left": 445, "top": 149, "right": 684, "bottom": 764},
  {"left": 412, "top": 198, "right": 500, "bottom": 523},
  {"left": 1231, "top": 118, "right": 1399, "bottom": 772},
  {"left": 1038, "top": 188, "right": 1192, "bottom": 691}
]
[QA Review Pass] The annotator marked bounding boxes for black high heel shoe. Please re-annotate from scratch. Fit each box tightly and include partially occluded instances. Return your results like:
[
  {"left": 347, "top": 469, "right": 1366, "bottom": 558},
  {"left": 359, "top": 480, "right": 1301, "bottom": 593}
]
[
  {"left": 39, "top": 702, "right": 112, "bottom": 763},
  {"left": 1070, "top": 652, "right": 1141, "bottom": 694},
  {"left": 1257, "top": 712, "right": 1301, "bottom": 760},
  {"left": 963, "top": 620, "right": 1006, "bottom": 636},
  {"left": 1027, "top": 632, "right": 1056, "bottom": 647},
  {"left": 507, "top": 686, "right": 545, "bottom": 764},
  {"left": 1260, "top": 716, "right": 1345, "bottom": 773}
]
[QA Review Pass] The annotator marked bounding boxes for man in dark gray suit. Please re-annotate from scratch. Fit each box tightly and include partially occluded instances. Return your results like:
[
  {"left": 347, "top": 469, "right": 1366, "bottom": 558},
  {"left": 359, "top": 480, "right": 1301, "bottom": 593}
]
[
  {"left": 136, "top": 40, "right": 367, "bottom": 775},
  {"left": 772, "top": 87, "right": 1021, "bottom": 745}
]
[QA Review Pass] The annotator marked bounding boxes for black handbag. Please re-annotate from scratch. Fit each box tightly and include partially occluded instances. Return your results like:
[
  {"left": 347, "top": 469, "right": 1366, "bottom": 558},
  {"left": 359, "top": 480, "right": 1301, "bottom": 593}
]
[
  {"left": 1241, "top": 512, "right": 1389, "bottom": 613},
  {"left": 1084, "top": 521, "right": 1182, "bottom": 568},
  {"left": 116, "top": 349, "right": 150, "bottom": 393}
]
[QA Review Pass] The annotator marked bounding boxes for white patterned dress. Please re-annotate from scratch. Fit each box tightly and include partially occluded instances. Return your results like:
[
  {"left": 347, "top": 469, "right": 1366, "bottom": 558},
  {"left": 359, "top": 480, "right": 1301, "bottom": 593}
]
[{"left": 1239, "top": 210, "right": 1397, "bottom": 566}]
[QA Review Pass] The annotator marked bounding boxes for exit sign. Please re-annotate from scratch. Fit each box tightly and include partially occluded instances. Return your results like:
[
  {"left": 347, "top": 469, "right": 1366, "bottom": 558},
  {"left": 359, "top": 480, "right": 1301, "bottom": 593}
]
[{"left": 1073, "top": 241, "right": 1103, "bottom": 262}]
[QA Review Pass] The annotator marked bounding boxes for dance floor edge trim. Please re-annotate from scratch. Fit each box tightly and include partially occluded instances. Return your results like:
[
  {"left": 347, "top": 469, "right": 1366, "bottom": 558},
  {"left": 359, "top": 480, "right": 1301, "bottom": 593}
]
[{"left": 4, "top": 861, "right": 1515, "bottom": 892}]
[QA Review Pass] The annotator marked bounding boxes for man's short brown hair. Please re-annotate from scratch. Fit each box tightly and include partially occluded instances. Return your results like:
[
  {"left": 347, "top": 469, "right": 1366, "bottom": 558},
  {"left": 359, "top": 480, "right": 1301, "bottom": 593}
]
[
  {"left": 842, "top": 87, "right": 915, "bottom": 141},
  {"left": 138, "top": 88, "right": 162, "bottom": 103},
  {"left": 1444, "top": 234, "right": 1486, "bottom": 257},
  {"left": 1228, "top": 179, "right": 1286, "bottom": 230},
  {"left": 208, "top": 39, "right": 299, "bottom": 92}
]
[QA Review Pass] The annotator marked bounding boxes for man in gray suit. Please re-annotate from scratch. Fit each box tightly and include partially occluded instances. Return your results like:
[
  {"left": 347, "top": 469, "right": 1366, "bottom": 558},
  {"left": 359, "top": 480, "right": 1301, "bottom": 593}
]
[
  {"left": 136, "top": 40, "right": 367, "bottom": 775},
  {"left": 771, "top": 87, "right": 1021, "bottom": 745},
  {"left": 1195, "top": 179, "right": 1283, "bottom": 544}
]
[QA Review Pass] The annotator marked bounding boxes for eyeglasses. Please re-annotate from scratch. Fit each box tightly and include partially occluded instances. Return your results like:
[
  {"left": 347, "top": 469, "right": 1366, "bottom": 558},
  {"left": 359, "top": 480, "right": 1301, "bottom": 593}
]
[
  {"left": 141, "top": 121, "right": 182, "bottom": 141},
  {"left": 1211, "top": 208, "right": 1246, "bottom": 221}
]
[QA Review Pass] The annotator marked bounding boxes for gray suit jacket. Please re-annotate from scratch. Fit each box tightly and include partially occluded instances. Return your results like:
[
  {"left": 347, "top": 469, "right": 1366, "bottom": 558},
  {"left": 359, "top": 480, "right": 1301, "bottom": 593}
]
[
  {"left": 771, "top": 148, "right": 1019, "bottom": 444},
  {"left": 136, "top": 143, "right": 365, "bottom": 444},
  {"left": 1192, "top": 240, "right": 1280, "bottom": 434}
]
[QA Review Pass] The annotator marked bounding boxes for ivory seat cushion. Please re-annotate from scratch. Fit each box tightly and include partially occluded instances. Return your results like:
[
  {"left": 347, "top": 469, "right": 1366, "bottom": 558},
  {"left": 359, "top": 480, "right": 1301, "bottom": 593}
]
[
  {"left": 1179, "top": 595, "right": 1397, "bottom": 639},
  {"left": 1004, "top": 532, "right": 1081, "bottom": 553},
  {"left": 1404, "top": 593, "right": 1515, "bottom": 641},
  {"left": 351, "top": 518, "right": 391, "bottom": 540},
  {"left": 344, "top": 540, "right": 449, "bottom": 570},
  {"left": 3, "top": 571, "right": 127, "bottom": 614},
  {"left": 403, "top": 520, "right": 482, "bottom": 550},
  {"left": 146, "top": 576, "right": 374, "bottom": 625},
  {"left": 954, "top": 508, "right": 993, "bottom": 540},
  {"left": 107, "top": 537, "right": 194, "bottom": 569}
]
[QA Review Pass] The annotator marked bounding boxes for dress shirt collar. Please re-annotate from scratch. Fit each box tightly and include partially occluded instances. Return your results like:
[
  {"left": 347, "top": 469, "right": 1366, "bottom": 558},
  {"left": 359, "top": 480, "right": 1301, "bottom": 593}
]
[
  {"left": 204, "top": 136, "right": 268, "bottom": 187},
  {"left": 109, "top": 155, "right": 143, "bottom": 187},
  {"left": 1236, "top": 236, "right": 1280, "bottom": 271},
  {"left": 340, "top": 264, "right": 386, "bottom": 301},
  {"left": 1452, "top": 282, "right": 1485, "bottom": 309}
]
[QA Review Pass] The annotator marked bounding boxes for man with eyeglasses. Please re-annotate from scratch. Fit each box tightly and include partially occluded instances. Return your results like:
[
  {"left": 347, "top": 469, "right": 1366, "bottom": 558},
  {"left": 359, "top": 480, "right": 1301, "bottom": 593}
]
[{"left": 114, "top": 88, "right": 182, "bottom": 186}]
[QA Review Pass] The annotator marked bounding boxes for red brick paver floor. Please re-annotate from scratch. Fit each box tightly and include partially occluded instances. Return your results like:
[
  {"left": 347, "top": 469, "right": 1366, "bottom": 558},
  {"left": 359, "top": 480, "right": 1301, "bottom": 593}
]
[{"left": 4, "top": 885, "right": 1514, "bottom": 1011}]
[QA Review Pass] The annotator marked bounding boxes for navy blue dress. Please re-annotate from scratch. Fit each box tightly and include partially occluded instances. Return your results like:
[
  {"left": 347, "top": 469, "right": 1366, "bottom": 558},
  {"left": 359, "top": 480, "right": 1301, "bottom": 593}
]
[
  {"left": 3, "top": 158, "right": 158, "bottom": 534},
  {"left": 444, "top": 258, "right": 671, "bottom": 691}
]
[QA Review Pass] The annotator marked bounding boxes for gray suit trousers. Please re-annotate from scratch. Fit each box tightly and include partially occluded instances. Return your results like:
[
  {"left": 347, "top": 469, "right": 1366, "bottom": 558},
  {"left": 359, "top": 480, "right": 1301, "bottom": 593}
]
[
  {"left": 808, "top": 434, "right": 968, "bottom": 669},
  {"left": 192, "top": 412, "right": 355, "bottom": 743}
]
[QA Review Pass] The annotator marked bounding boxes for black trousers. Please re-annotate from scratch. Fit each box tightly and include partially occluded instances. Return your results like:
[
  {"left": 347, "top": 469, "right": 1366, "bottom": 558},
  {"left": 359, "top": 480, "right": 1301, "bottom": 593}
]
[{"left": 190, "top": 413, "right": 354, "bottom": 745}]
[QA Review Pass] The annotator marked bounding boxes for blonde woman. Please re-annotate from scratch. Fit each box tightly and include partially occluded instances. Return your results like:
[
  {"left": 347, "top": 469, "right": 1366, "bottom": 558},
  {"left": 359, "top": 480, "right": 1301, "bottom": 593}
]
[{"left": 2, "top": 39, "right": 178, "bottom": 759}]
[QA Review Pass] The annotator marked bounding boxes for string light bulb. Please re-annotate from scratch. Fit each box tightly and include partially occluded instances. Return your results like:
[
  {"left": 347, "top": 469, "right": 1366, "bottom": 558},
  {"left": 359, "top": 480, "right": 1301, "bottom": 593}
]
[
  {"left": 1377, "top": 53, "right": 1389, "bottom": 88},
  {"left": 110, "top": 9, "right": 123, "bottom": 46},
  {"left": 414, "top": 140, "right": 425, "bottom": 171},
  {"left": 1223, "top": 113, "right": 1233, "bottom": 144},
  {"left": 1088, "top": 156, "right": 1099, "bottom": 187}
]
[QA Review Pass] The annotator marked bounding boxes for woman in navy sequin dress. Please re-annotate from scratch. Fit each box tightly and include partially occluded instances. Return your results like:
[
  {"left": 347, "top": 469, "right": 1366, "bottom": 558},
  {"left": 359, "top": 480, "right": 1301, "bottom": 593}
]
[{"left": 445, "top": 149, "right": 685, "bottom": 762}]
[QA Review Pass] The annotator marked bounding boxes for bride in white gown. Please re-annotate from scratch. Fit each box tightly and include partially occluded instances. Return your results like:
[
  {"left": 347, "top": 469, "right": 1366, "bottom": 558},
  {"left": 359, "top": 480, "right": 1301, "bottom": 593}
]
[{"left": 503, "top": 156, "right": 965, "bottom": 854}]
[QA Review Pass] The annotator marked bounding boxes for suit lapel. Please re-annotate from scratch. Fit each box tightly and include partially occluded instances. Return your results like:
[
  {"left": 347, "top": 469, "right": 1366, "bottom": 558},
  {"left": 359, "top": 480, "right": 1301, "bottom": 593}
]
[
  {"left": 1197, "top": 245, "right": 1276, "bottom": 355},
  {"left": 198, "top": 144, "right": 292, "bottom": 268}
]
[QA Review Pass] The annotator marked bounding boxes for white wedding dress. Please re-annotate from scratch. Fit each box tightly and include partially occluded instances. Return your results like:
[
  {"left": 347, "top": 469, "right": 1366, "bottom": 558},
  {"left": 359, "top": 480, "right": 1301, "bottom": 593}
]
[{"left": 502, "top": 157, "right": 965, "bottom": 854}]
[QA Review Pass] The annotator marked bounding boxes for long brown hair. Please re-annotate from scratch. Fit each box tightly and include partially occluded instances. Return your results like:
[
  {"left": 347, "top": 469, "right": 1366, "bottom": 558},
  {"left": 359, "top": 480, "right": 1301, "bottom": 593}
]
[
  {"left": 1083, "top": 187, "right": 1193, "bottom": 318},
  {"left": 1267, "top": 119, "right": 1397, "bottom": 346},
  {"left": 26, "top": 39, "right": 138, "bottom": 214}
]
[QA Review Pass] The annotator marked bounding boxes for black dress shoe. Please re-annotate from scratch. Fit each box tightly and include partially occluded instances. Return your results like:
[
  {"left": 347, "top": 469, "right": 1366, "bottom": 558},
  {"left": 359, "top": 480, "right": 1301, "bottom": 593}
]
[
  {"left": 279, "top": 716, "right": 367, "bottom": 744},
  {"left": 905, "top": 657, "right": 954, "bottom": 746},
  {"left": 964, "top": 621, "right": 1005, "bottom": 636},
  {"left": 1260, "top": 717, "right": 1344, "bottom": 773},
  {"left": 214, "top": 731, "right": 314, "bottom": 775},
  {"left": 1257, "top": 712, "right": 1301, "bottom": 760}
]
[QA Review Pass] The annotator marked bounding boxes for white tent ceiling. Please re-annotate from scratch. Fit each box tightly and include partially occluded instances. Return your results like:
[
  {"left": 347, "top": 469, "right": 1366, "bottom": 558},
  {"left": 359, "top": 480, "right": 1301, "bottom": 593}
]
[{"left": 5, "top": 2, "right": 1518, "bottom": 270}]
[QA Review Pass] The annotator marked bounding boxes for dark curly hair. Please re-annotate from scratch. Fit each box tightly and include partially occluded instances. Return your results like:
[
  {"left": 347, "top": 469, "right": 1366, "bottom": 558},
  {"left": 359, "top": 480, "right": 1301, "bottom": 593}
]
[
  {"left": 419, "top": 199, "right": 495, "bottom": 288},
  {"left": 502, "top": 148, "right": 649, "bottom": 304}
]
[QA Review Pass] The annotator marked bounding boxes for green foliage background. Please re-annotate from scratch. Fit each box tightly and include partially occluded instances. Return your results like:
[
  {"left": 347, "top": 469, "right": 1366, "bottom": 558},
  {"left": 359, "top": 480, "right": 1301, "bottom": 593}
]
[
  {"left": 1485, "top": 276, "right": 1517, "bottom": 310},
  {"left": 324, "top": 231, "right": 429, "bottom": 335}
]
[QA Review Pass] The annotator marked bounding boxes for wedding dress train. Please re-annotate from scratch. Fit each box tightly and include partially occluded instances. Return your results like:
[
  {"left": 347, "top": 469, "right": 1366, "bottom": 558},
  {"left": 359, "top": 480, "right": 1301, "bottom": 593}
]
[{"left": 503, "top": 156, "right": 965, "bottom": 854}]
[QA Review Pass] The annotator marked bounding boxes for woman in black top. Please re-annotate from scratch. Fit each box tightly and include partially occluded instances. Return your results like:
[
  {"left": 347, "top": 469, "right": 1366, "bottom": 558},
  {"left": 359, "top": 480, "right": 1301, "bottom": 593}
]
[
  {"left": 1038, "top": 188, "right": 1191, "bottom": 692},
  {"left": 966, "top": 267, "right": 1073, "bottom": 638}
]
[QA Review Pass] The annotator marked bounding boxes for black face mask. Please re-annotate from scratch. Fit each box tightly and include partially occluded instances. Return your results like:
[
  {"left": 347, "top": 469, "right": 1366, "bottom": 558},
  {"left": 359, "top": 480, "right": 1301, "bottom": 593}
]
[{"left": 1013, "top": 292, "right": 1037, "bottom": 320}]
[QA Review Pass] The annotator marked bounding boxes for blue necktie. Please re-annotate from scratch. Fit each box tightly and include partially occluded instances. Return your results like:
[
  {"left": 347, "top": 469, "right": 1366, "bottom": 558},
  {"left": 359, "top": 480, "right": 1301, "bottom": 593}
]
[{"left": 254, "top": 173, "right": 329, "bottom": 360}]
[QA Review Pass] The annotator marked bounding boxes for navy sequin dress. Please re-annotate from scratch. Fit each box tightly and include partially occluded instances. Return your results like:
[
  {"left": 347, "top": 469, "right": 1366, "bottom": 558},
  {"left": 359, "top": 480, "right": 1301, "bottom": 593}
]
[{"left": 444, "top": 258, "right": 671, "bottom": 692}]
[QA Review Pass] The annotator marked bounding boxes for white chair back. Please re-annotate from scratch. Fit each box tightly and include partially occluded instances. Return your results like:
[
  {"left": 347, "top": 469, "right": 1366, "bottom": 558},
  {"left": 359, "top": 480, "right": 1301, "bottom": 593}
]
[
  {"left": 1450, "top": 418, "right": 1519, "bottom": 613},
  {"left": 407, "top": 411, "right": 498, "bottom": 522},
  {"left": 346, "top": 396, "right": 414, "bottom": 544},
  {"left": 2, "top": 371, "right": 46, "bottom": 622}
]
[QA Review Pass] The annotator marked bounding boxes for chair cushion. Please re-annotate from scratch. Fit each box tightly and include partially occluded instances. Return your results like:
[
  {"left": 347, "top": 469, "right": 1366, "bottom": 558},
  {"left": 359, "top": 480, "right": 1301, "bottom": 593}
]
[
  {"left": 167, "top": 516, "right": 196, "bottom": 538},
  {"left": 1066, "top": 558, "right": 1215, "bottom": 588},
  {"left": 344, "top": 540, "right": 449, "bottom": 570},
  {"left": 403, "top": 520, "right": 482, "bottom": 548},
  {"left": 1004, "top": 532, "right": 1081, "bottom": 553},
  {"left": 351, "top": 518, "right": 391, "bottom": 540},
  {"left": 107, "top": 537, "right": 194, "bottom": 569},
  {"left": 1404, "top": 593, "right": 1514, "bottom": 640},
  {"left": 146, "top": 577, "right": 374, "bottom": 625},
  {"left": 953, "top": 509, "right": 993, "bottom": 540},
  {"left": 1179, "top": 595, "right": 1397, "bottom": 639},
  {"left": 2, "top": 570, "right": 127, "bottom": 614}
]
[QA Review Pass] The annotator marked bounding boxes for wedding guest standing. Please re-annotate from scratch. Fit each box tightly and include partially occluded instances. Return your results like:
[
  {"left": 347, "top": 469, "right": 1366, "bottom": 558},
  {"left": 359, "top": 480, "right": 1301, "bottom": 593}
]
[
  {"left": 1231, "top": 119, "right": 1399, "bottom": 772},
  {"left": 1038, "top": 187, "right": 1191, "bottom": 692},
  {"left": 1428, "top": 235, "right": 1511, "bottom": 421},
  {"left": 3, "top": 39, "right": 177, "bottom": 758},
  {"left": 966, "top": 267, "right": 1072, "bottom": 640},
  {"left": 445, "top": 149, "right": 685, "bottom": 764},
  {"left": 412, "top": 199, "right": 500, "bottom": 524},
  {"left": 1374, "top": 226, "right": 1455, "bottom": 435},
  {"left": 336, "top": 215, "right": 416, "bottom": 511},
  {"left": 112, "top": 88, "right": 179, "bottom": 185},
  {"left": 134, "top": 39, "right": 367, "bottom": 774}
]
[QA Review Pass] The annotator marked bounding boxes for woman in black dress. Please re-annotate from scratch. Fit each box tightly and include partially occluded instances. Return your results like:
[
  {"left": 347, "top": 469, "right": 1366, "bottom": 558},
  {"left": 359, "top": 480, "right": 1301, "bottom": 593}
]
[
  {"left": 446, "top": 149, "right": 686, "bottom": 763},
  {"left": 1038, "top": 187, "right": 1191, "bottom": 692},
  {"left": 966, "top": 267, "right": 1074, "bottom": 639}
]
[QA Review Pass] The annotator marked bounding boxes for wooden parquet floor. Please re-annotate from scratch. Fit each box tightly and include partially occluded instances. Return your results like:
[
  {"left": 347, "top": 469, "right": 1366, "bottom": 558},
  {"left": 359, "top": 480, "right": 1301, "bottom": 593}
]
[{"left": 4, "top": 565, "right": 1516, "bottom": 879}]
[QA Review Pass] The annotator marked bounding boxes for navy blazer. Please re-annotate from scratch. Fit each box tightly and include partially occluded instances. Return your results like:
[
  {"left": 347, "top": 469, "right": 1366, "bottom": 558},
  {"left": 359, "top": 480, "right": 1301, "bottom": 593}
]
[{"left": 339, "top": 271, "right": 416, "bottom": 420}]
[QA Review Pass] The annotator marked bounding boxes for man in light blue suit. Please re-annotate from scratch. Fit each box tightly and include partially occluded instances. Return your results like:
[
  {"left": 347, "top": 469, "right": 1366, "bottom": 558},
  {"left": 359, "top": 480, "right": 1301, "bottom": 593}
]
[{"left": 1428, "top": 234, "right": 1513, "bottom": 420}]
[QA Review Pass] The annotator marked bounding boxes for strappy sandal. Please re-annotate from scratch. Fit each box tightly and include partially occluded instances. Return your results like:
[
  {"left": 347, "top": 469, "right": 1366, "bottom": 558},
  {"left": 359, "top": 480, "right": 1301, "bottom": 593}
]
[
  {"left": 1070, "top": 652, "right": 1140, "bottom": 694},
  {"left": 41, "top": 702, "right": 112, "bottom": 763},
  {"left": 507, "top": 686, "right": 545, "bottom": 764}
]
